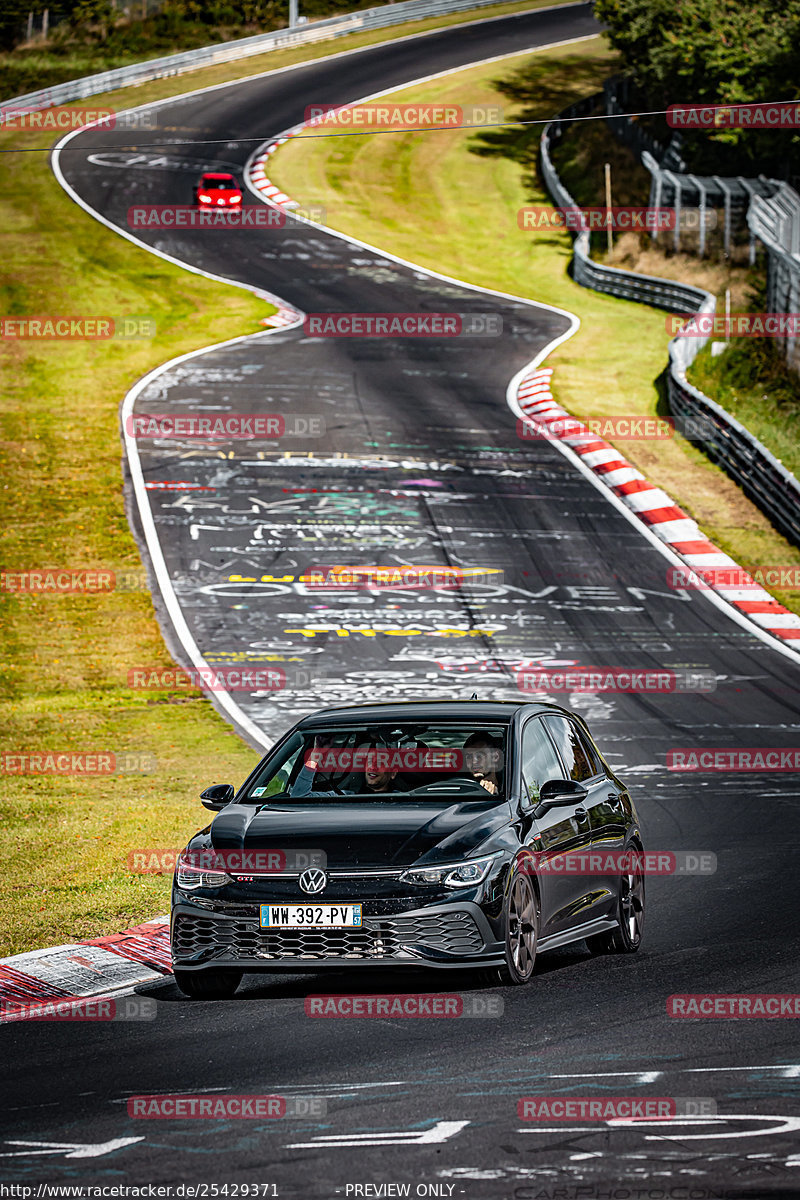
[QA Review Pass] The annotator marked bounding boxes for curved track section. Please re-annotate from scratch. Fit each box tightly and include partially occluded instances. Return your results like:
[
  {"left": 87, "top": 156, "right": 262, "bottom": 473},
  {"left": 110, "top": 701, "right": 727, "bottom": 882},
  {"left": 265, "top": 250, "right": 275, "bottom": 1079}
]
[{"left": 6, "top": 7, "right": 798, "bottom": 1196}]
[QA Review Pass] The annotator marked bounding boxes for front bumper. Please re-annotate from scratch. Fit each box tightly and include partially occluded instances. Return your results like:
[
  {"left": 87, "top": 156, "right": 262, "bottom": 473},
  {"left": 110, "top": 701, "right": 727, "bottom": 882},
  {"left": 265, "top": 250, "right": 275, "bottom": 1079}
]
[{"left": 171, "top": 898, "right": 504, "bottom": 973}]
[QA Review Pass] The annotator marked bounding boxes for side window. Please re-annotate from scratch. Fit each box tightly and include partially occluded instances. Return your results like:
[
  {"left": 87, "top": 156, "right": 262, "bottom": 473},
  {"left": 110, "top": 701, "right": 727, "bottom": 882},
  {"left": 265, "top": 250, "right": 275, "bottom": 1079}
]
[
  {"left": 542, "top": 716, "right": 597, "bottom": 782},
  {"left": 247, "top": 733, "right": 305, "bottom": 798},
  {"left": 521, "top": 718, "right": 564, "bottom": 806},
  {"left": 578, "top": 727, "right": 606, "bottom": 778},
  {"left": 270, "top": 740, "right": 306, "bottom": 795}
]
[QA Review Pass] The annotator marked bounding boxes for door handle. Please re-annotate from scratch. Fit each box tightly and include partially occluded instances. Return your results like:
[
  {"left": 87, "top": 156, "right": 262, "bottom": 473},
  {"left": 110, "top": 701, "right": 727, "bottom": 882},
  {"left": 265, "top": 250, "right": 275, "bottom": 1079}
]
[{"left": 575, "top": 806, "right": 589, "bottom": 823}]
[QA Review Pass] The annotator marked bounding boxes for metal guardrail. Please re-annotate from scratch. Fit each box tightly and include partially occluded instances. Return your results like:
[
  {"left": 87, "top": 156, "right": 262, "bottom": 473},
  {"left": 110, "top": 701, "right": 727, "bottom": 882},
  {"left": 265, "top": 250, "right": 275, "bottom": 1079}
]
[
  {"left": 541, "top": 101, "right": 800, "bottom": 548},
  {"left": 2, "top": 0, "right": 532, "bottom": 112},
  {"left": 667, "top": 349, "right": 800, "bottom": 547},
  {"left": 748, "top": 184, "right": 800, "bottom": 374},
  {"left": 541, "top": 100, "right": 714, "bottom": 315}
]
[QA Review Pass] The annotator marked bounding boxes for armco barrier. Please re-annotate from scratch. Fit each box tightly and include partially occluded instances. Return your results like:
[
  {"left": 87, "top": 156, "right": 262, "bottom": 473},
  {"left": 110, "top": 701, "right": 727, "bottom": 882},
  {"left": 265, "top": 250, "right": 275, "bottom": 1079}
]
[
  {"left": 668, "top": 339, "right": 800, "bottom": 548},
  {"left": 2, "top": 0, "right": 535, "bottom": 113},
  {"left": 540, "top": 99, "right": 800, "bottom": 548}
]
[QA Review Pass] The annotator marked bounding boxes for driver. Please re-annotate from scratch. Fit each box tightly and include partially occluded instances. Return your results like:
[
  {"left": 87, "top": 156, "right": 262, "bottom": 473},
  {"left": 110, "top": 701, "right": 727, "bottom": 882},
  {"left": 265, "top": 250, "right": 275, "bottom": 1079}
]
[
  {"left": 292, "top": 735, "right": 407, "bottom": 797},
  {"left": 462, "top": 732, "right": 503, "bottom": 795}
]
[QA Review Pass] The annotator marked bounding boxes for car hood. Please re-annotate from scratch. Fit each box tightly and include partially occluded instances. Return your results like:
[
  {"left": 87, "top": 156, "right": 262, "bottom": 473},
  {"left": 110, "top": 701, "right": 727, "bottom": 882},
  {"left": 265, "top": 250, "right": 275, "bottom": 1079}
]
[{"left": 208, "top": 799, "right": 512, "bottom": 868}]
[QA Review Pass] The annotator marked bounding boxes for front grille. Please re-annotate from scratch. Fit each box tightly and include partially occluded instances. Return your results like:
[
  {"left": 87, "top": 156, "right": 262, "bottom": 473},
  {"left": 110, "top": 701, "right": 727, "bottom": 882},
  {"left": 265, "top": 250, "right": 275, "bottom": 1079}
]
[{"left": 173, "top": 910, "right": 483, "bottom": 962}]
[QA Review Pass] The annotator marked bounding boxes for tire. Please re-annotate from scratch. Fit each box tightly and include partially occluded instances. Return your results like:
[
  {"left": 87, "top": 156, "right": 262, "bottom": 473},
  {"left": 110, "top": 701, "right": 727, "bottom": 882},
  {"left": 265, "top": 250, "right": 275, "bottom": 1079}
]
[
  {"left": 587, "top": 851, "right": 645, "bottom": 954},
  {"left": 173, "top": 967, "right": 243, "bottom": 1000},
  {"left": 492, "top": 868, "right": 539, "bottom": 986}
]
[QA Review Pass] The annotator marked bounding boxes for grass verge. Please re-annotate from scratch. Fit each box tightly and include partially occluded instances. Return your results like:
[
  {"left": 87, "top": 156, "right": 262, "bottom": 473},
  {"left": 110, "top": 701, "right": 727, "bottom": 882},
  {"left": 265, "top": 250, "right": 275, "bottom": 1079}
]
[
  {"left": 0, "top": 93, "right": 276, "bottom": 960},
  {"left": 688, "top": 336, "right": 800, "bottom": 482},
  {"left": 272, "top": 36, "right": 800, "bottom": 611},
  {"left": 1, "top": 1, "right": 578, "bottom": 957}
]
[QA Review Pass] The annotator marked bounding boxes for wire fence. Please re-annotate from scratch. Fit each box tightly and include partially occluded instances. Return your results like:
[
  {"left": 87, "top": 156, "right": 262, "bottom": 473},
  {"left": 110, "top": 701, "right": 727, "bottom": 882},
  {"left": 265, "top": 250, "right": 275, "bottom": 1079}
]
[{"left": 540, "top": 101, "right": 800, "bottom": 547}]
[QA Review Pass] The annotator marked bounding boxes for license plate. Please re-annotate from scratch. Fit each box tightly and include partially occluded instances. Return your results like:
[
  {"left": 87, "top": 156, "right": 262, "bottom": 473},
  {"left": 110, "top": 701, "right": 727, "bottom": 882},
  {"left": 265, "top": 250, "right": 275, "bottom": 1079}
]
[{"left": 260, "top": 903, "right": 362, "bottom": 929}]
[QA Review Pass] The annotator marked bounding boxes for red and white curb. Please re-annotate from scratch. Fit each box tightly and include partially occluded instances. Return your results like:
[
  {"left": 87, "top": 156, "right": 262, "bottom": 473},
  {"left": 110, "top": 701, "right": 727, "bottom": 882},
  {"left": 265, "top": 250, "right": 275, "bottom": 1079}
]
[
  {"left": 247, "top": 136, "right": 301, "bottom": 329},
  {"left": 516, "top": 368, "right": 800, "bottom": 644},
  {"left": 250, "top": 129, "right": 800, "bottom": 649},
  {"left": 0, "top": 917, "right": 172, "bottom": 1013},
  {"left": 248, "top": 111, "right": 362, "bottom": 334},
  {"left": 249, "top": 135, "right": 295, "bottom": 208},
  {"left": 262, "top": 301, "right": 301, "bottom": 329},
  {"left": 248, "top": 136, "right": 301, "bottom": 329},
  {"left": 248, "top": 133, "right": 308, "bottom": 331}
]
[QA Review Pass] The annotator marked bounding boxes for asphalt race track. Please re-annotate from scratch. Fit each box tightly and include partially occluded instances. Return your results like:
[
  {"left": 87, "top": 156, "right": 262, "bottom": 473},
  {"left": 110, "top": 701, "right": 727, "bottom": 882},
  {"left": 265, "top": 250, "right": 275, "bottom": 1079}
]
[{"left": 4, "top": 4, "right": 800, "bottom": 1196}]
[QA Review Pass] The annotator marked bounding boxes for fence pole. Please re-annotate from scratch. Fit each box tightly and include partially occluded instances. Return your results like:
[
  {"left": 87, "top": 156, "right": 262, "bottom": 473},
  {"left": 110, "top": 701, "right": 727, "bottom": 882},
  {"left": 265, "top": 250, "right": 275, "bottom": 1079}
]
[{"left": 604, "top": 162, "right": 612, "bottom": 255}]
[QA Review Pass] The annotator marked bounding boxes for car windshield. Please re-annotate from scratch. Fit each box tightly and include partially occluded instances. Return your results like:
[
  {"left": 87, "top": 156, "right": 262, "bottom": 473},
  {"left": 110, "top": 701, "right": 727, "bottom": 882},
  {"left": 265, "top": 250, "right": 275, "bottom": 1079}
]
[
  {"left": 245, "top": 722, "right": 509, "bottom": 801},
  {"left": 205, "top": 176, "right": 236, "bottom": 188}
]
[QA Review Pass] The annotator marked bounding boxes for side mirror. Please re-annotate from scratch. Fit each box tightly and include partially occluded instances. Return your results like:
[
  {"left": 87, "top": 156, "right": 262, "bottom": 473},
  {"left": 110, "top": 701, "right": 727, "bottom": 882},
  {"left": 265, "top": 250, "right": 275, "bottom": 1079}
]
[
  {"left": 200, "top": 783, "right": 235, "bottom": 812},
  {"left": 534, "top": 778, "right": 588, "bottom": 815}
]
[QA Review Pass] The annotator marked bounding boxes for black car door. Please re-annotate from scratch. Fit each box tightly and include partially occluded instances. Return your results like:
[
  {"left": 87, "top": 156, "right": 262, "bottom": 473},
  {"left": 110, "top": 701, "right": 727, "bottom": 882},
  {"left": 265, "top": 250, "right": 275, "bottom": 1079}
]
[
  {"left": 519, "top": 715, "right": 593, "bottom": 938},
  {"left": 542, "top": 714, "right": 624, "bottom": 926}
]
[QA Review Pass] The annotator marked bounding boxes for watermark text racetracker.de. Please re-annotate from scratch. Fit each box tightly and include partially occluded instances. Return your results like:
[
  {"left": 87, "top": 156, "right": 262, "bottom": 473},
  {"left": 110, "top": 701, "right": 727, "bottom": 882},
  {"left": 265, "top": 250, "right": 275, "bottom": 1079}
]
[
  {"left": 304, "top": 102, "right": 502, "bottom": 129},
  {"left": 127, "top": 1094, "right": 326, "bottom": 1118},
  {"left": 668, "top": 101, "right": 800, "bottom": 129},
  {"left": 517, "top": 1096, "right": 717, "bottom": 1120},
  {"left": 0, "top": 568, "right": 241, "bottom": 594},
  {"left": 668, "top": 994, "right": 800, "bottom": 1017},
  {"left": 0, "top": 105, "right": 156, "bottom": 130},
  {"left": 302, "top": 745, "right": 504, "bottom": 775},
  {"left": 303, "top": 565, "right": 503, "bottom": 590},
  {"left": 518, "top": 415, "right": 676, "bottom": 441},
  {"left": 667, "top": 748, "right": 800, "bottom": 771},
  {"left": 1, "top": 752, "right": 156, "bottom": 775},
  {"left": 667, "top": 565, "right": 800, "bottom": 591},
  {"left": 518, "top": 205, "right": 716, "bottom": 232},
  {"left": 130, "top": 848, "right": 326, "bottom": 873},
  {"left": 518, "top": 850, "right": 716, "bottom": 877},
  {"left": 304, "top": 313, "right": 502, "bottom": 337},
  {"left": 305, "top": 993, "right": 503, "bottom": 1018},
  {"left": 517, "top": 666, "right": 717, "bottom": 693},
  {"left": 127, "top": 665, "right": 322, "bottom": 692},
  {"left": 668, "top": 312, "right": 800, "bottom": 338},
  {"left": 128, "top": 205, "right": 326, "bottom": 229},
  {"left": 0, "top": 316, "right": 155, "bottom": 340},
  {"left": 0, "top": 997, "right": 155, "bottom": 1024},
  {"left": 1, "top": 568, "right": 117, "bottom": 593},
  {"left": 124, "top": 414, "right": 324, "bottom": 439}
]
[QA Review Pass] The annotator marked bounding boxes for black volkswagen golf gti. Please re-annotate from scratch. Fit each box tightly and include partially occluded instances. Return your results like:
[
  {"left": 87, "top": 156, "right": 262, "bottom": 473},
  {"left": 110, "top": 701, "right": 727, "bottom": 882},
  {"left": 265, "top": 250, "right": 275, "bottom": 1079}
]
[{"left": 171, "top": 700, "right": 644, "bottom": 998}]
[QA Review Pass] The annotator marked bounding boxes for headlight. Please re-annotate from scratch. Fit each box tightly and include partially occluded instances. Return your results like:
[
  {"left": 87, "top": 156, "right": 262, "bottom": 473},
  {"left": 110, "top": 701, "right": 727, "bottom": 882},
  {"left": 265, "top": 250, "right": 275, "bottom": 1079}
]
[
  {"left": 175, "top": 851, "right": 231, "bottom": 890},
  {"left": 400, "top": 853, "right": 500, "bottom": 889},
  {"left": 198, "top": 193, "right": 212, "bottom": 203}
]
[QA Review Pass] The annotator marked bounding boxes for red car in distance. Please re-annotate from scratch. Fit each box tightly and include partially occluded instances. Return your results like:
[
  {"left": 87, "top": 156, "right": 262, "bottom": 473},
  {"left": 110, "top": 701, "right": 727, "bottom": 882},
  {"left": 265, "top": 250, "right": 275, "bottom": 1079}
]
[{"left": 194, "top": 172, "right": 243, "bottom": 208}]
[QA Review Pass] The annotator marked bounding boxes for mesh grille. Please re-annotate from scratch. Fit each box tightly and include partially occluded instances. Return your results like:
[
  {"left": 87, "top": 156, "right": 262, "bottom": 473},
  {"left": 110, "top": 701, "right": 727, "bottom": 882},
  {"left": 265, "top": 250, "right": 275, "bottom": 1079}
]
[{"left": 173, "top": 910, "right": 483, "bottom": 962}]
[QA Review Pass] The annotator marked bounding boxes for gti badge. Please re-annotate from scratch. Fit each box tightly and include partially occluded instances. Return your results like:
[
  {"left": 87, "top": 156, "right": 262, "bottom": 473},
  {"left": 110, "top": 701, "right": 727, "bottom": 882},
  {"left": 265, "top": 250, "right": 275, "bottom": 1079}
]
[{"left": 299, "top": 868, "right": 328, "bottom": 894}]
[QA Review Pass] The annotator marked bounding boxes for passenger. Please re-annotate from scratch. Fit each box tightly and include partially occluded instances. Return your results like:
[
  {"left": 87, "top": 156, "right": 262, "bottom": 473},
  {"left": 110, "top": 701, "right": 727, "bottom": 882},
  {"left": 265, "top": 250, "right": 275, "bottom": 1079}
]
[{"left": 462, "top": 732, "right": 503, "bottom": 795}]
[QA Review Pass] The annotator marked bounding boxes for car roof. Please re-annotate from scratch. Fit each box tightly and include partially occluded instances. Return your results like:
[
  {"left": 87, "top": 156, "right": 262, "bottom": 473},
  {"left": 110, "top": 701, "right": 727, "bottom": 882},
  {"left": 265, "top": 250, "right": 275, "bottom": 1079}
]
[
  {"left": 202, "top": 172, "right": 236, "bottom": 180},
  {"left": 297, "top": 699, "right": 574, "bottom": 726}
]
